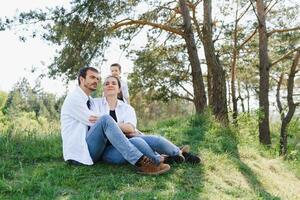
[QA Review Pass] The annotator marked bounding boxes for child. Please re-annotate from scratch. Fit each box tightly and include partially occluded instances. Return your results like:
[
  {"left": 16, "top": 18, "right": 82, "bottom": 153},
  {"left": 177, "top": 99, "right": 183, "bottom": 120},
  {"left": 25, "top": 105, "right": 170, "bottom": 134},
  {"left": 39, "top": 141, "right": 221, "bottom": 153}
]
[{"left": 110, "top": 63, "right": 130, "bottom": 104}]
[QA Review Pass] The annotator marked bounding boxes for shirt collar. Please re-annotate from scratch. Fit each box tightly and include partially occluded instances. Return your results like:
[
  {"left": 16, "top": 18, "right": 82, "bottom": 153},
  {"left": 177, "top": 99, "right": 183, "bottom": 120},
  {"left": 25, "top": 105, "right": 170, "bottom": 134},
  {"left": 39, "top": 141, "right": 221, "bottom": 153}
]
[
  {"left": 103, "top": 97, "right": 123, "bottom": 108},
  {"left": 76, "top": 86, "right": 92, "bottom": 101}
]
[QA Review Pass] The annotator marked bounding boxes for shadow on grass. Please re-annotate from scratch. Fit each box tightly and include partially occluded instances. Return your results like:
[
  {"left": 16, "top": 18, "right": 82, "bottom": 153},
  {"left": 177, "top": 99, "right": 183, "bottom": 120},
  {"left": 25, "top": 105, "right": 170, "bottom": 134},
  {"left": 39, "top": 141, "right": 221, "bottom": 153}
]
[{"left": 182, "top": 114, "right": 280, "bottom": 200}]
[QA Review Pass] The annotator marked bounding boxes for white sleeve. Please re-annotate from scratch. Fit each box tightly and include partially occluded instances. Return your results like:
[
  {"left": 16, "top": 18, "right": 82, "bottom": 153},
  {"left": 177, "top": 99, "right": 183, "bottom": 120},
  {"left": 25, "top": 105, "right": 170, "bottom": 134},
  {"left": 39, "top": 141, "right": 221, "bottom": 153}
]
[
  {"left": 62, "top": 95, "right": 97, "bottom": 126},
  {"left": 121, "top": 81, "right": 129, "bottom": 98},
  {"left": 119, "top": 104, "right": 137, "bottom": 128}
]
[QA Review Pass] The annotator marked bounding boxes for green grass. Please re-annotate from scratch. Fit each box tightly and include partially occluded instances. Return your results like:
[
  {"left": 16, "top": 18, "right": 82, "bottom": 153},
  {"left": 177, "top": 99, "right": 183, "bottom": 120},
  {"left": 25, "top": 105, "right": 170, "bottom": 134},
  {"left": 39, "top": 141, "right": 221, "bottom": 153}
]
[{"left": 1, "top": 113, "right": 300, "bottom": 199}]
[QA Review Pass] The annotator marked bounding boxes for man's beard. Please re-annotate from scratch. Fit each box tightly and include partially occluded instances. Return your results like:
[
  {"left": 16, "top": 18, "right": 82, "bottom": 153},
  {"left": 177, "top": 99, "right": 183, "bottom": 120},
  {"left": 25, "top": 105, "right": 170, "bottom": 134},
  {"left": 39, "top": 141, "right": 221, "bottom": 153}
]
[{"left": 85, "top": 83, "right": 97, "bottom": 91}]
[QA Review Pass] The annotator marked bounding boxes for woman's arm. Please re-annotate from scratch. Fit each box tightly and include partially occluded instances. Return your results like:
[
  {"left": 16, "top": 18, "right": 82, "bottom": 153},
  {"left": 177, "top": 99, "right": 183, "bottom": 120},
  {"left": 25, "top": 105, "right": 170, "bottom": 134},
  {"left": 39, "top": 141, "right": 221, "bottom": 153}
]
[{"left": 118, "top": 122, "right": 135, "bottom": 134}]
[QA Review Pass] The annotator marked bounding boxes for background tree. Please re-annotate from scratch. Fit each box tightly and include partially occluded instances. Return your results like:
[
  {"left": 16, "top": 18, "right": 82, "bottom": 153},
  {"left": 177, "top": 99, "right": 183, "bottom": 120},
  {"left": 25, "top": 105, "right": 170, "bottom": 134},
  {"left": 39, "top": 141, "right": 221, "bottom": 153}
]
[
  {"left": 202, "top": 0, "right": 228, "bottom": 124},
  {"left": 276, "top": 50, "right": 300, "bottom": 156}
]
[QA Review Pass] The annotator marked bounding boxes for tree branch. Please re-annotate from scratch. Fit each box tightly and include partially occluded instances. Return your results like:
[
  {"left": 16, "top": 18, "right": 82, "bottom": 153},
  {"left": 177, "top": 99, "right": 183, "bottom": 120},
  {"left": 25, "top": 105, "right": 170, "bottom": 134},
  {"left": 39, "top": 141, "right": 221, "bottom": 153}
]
[
  {"left": 276, "top": 73, "right": 284, "bottom": 120},
  {"left": 271, "top": 47, "right": 300, "bottom": 66},
  {"left": 177, "top": 81, "right": 194, "bottom": 98},
  {"left": 110, "top": 19, "right": 183, "bottom": 36},
  {"left": 238, "top": 27, "right": 258, "bottom": 50},
  {"left": 268, "top": 26, "right": 300, "bottom": 37}
]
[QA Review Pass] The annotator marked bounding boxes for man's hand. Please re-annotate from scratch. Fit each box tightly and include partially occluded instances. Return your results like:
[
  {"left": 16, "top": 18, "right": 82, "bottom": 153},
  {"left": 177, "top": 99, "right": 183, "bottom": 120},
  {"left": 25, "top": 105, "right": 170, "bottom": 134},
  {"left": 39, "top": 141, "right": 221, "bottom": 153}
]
[{"left": 88, "top": 115, "right": 99, "bottom": 124}]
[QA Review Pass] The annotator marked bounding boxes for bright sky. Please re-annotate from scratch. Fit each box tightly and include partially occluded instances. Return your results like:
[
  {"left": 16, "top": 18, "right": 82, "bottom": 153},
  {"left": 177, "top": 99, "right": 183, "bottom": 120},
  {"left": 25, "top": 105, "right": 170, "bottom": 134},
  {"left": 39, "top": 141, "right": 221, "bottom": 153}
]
[{"left": 0, "top": 1, "right": 135, "bottom": 97}]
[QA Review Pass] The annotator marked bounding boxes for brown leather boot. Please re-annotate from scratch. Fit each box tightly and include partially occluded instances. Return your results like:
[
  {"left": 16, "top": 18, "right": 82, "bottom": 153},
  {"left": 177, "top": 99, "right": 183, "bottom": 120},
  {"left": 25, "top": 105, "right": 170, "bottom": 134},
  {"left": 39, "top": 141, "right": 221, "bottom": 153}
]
[{"left": 136, "top": 156, "right": 170, "bottom": 175}]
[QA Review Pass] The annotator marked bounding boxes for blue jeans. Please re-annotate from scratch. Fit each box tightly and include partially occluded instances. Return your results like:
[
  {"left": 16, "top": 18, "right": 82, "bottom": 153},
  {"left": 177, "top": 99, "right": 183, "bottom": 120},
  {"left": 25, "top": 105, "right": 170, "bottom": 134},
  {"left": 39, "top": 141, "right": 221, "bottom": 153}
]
[
  {"left": 86, "top": 115, "right": 143, "bottom": 165},
  {"left": 101, "top": 135, "right": 180, "bottom": 165},
  {"left": 101, "top": 137, "right": 161, "bottom": 165},
  {"left": 138, "top": 135, "right": 180, "bottom": 156}
]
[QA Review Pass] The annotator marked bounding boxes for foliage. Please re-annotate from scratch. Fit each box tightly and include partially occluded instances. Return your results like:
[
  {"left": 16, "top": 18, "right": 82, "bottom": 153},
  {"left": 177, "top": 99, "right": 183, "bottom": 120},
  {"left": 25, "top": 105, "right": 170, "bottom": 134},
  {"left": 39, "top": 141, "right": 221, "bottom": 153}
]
[
  {"left": 0, "top": 91, "right": 7, "bottom": 110},
  {"left": 130, "top": 91, "right": 194, "bottom": 129},
  {"left": 129, "top": 44, "right": 193, "bottom": 102},
  {"left": 286, "top": 118, "right": 300, "bottom": 161},
  {"left": 3, "top": 78, "right": 62, "bottom": 120}
]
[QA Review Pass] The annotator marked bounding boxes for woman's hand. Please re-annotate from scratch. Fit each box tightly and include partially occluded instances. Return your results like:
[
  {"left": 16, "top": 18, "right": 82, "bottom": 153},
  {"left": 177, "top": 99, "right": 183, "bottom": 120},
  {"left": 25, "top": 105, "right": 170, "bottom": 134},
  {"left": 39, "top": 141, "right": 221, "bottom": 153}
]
[
  {"left": 88, "top": 115, "right": 99, "bottom": 124},
  {"left": 118, "top": 122, "right": 135, "bottom": 133}
]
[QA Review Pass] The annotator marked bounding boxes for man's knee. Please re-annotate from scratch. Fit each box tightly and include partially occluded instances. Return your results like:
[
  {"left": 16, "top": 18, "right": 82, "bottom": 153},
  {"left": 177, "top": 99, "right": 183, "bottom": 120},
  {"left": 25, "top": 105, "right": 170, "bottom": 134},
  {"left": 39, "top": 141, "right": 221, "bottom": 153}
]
[
  {"left": 99, "top": 114, "right": 113, "bottom": 123},
  {"left": 95, "top": 115, "right": 115, "bottom": 127}
]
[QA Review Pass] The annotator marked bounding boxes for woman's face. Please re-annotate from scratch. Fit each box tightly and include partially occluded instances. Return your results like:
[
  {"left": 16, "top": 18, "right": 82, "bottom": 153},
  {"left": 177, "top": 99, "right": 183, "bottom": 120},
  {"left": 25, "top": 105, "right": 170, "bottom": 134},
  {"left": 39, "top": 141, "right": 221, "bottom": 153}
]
[{"left": 103, "top": 77, "right": 120, "bottom": 97}]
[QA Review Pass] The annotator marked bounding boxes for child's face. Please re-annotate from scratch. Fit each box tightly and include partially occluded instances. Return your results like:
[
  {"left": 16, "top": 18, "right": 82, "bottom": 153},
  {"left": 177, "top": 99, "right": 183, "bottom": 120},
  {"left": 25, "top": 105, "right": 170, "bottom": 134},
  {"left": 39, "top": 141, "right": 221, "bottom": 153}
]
[{"left": 110, "top": 66, "right": 121, "bottom": 77}]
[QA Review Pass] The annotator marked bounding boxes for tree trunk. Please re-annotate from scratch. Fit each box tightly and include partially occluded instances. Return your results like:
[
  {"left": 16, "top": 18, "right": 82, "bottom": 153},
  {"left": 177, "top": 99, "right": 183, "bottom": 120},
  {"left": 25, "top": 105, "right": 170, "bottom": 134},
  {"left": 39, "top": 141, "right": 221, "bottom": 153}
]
[
  {"left": 207, "top": 65, "right": 213, "bottom": 107},
  {"left": 245, "top": 83, "right": 250, "bottom": 113},
  {"left": 227, "top": 78, "right": 232, "bottom": 112},
  {"left": 256, "top": 0, "right": 271, "bottom": 144},
  {"left": 179, "top": 0, "right": 207, "bottom": 113},
  {"left": 231, "top": 5, "right": 239, "bottom": 123},
  {"left": 279, "top": 50, "right": 300, "bottom": 155},
  {"left": 202, "top": 0, "right": 228, "bottom": 125},
  {"left": 238, "top": 80, "right": 245, "bottom": 113}
]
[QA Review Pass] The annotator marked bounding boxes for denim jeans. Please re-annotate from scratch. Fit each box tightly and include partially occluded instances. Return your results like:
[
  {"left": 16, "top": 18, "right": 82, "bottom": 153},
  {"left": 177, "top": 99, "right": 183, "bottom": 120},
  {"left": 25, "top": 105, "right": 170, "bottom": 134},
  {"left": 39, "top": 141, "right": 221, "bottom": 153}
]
[
  {"left": 101, "top": 135, "right": 180, "bottom": 165},
  {"left": 85, "top": 115, "right": 143, "bottom": 165},
  {"left": 101, "top": 137, "right": 161, "bottom": 165},
  {"left": 137, "top": 135, "right": 180, "bottom": 156}
]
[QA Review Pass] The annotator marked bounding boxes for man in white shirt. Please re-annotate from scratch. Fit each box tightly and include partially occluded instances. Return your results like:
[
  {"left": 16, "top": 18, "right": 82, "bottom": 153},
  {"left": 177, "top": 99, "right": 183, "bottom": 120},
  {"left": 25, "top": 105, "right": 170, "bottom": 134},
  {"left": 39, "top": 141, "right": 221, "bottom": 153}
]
[{"left": 60, "top": 67, "right": 170, "bottom": 175}]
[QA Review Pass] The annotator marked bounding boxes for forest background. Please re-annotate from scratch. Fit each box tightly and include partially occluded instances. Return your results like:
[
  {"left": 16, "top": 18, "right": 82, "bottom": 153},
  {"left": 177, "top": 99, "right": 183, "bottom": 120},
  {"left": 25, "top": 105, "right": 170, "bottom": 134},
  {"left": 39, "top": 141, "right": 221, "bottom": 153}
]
[{"left": 0, "top": 0, "right": 300, "bottom": 199}]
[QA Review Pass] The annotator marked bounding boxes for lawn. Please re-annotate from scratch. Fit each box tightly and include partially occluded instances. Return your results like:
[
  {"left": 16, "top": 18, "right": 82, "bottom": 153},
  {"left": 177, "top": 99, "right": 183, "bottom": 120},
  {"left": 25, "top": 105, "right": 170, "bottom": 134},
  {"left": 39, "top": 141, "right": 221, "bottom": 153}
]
[{"left": 1, "top": 114, "right": 299, "bottom": 199}]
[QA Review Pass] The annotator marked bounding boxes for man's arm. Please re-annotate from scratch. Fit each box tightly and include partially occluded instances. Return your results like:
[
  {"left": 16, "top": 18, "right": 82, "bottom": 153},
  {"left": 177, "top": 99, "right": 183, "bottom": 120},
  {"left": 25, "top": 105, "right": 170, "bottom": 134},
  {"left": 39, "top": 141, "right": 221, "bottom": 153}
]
[{"left": 62, "top": 95, "right": 98, "bottom": 126}]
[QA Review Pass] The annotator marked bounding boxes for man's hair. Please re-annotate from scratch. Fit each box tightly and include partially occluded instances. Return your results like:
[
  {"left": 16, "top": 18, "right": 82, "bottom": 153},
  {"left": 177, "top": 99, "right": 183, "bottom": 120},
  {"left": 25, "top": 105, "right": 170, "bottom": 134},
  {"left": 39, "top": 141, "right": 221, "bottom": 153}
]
[
  {"left": 110, "top": 63, "right": 121, "bottom": 72},
  {"left": 77, "top": 67, "right": 99, "bottom": 85}
]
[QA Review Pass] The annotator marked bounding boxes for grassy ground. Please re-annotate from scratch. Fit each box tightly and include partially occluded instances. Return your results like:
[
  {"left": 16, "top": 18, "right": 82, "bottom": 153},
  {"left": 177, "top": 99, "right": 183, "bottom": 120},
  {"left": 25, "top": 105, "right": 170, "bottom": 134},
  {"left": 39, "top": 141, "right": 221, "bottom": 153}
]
[{"left": 0, "top": 114, "right": 299, "bottom": 199}]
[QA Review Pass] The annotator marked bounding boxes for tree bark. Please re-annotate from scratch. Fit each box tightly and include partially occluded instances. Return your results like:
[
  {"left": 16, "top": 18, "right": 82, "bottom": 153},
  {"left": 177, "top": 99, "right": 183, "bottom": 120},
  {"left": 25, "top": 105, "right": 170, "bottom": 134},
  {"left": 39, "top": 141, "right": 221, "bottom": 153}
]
[
  {"left": 238, "top": 80, "right": 245, "bottom": 113},
  {"left": 179, "top": 0, "right": 207, "bottom": 113},
  {"left": 279, "top": 50, "right": 300, "bottom": 155},
  {"left": 256, "top": 0, "right": 271, "bottom": 144},
  {"left": 231, "top": 16, "right": 238, "bottom": 123},
  {"left": 245, "top": 83, "right": 250, "bottom": 113},
  {"left": 202, "top": 0, "right": 228, "bottom": 124}
]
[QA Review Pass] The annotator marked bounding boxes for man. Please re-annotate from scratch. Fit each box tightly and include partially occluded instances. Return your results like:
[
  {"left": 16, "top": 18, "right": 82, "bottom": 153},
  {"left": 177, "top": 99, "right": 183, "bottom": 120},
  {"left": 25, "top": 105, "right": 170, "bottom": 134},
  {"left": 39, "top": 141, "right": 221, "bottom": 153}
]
[
  {"left": 60, "top": 67, "right": 170, "bottom": 175},
  {"left": 110, "top": 63, "right": 130, "bottom": 104}
]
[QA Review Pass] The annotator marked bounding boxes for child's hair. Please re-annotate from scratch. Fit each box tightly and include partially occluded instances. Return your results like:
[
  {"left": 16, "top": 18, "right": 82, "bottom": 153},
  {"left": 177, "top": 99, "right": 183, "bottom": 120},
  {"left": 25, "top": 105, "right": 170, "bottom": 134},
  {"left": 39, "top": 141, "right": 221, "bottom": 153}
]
[{"left": 110, "top": 63, "right": 122, "bottom": 72}]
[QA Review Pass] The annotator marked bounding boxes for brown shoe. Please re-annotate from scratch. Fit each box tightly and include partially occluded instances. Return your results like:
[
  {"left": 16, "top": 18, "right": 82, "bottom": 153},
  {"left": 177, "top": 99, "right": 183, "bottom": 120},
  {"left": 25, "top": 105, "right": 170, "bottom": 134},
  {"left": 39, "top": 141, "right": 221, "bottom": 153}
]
[{"left": 136, "top": 156, "right": 171, "bottom": 175}]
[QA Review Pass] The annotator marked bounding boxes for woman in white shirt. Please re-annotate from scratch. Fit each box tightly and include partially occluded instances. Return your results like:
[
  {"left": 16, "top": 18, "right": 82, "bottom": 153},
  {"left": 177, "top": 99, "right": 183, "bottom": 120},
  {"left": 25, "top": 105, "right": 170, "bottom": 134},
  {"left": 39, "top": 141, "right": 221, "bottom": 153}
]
[{"left": 95, "top": 76, "right": 201, "bottom": 164}]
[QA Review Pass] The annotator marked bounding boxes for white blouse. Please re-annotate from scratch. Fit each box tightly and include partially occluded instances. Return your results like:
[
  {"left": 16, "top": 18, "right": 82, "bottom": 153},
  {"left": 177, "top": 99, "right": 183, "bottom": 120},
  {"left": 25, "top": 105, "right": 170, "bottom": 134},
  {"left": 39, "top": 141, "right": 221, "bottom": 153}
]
[{"left": 94, "top": 97, "right": 137, "bottom": 128}]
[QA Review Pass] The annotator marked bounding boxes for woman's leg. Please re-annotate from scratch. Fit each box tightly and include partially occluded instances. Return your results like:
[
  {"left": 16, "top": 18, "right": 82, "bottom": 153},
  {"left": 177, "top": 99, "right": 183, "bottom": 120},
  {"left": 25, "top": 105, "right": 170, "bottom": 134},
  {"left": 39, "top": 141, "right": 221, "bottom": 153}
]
[
  {"left": 86, "top": 115, "right": 143, "bottom": 164},
  {"left": 101, "top": 137, "right": 161, "bottom": 165},
  {"left": 138, "top": 135, "right": 180, "bottom": 156}
]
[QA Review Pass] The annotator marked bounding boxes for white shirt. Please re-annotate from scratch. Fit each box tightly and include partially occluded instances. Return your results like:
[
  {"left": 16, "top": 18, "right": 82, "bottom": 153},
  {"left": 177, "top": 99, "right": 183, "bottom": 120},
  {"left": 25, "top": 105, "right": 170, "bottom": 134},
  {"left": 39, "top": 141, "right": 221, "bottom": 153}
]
[
  {"left": 60, "top": 86, "right": 100, "bottom": 165},
  {"left": 120, "top": 79, "right": 129, "bottom": 102},
  {"left": 94, "top": 97, "right": 137, "bottom": 128}
]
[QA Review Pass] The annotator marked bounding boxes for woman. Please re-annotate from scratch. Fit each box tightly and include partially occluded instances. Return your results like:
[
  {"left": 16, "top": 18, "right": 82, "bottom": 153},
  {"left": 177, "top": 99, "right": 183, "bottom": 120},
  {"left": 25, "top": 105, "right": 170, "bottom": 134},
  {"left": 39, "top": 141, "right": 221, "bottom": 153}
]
[{"left": 95, "top": 76, "right": 201, "bottom": 165}]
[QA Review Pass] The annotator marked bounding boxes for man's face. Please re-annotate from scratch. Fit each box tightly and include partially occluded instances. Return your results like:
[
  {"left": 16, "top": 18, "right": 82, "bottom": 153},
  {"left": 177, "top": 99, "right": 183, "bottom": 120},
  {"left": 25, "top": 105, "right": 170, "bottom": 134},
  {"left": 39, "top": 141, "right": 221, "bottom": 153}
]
[
  {"left": 110, "top": 66, "right": 121, "bottom": 77},
  {"left": 80, "top": 69, "right": 100, "bottom": 92}
]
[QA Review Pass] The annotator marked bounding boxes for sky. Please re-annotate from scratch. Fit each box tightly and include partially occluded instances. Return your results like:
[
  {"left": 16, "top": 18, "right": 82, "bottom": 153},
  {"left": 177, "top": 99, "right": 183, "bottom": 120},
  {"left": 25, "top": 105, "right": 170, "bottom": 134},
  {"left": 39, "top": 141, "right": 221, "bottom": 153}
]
[{"left": 0, "top": 1, "right": 135, "bottom": 97}]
